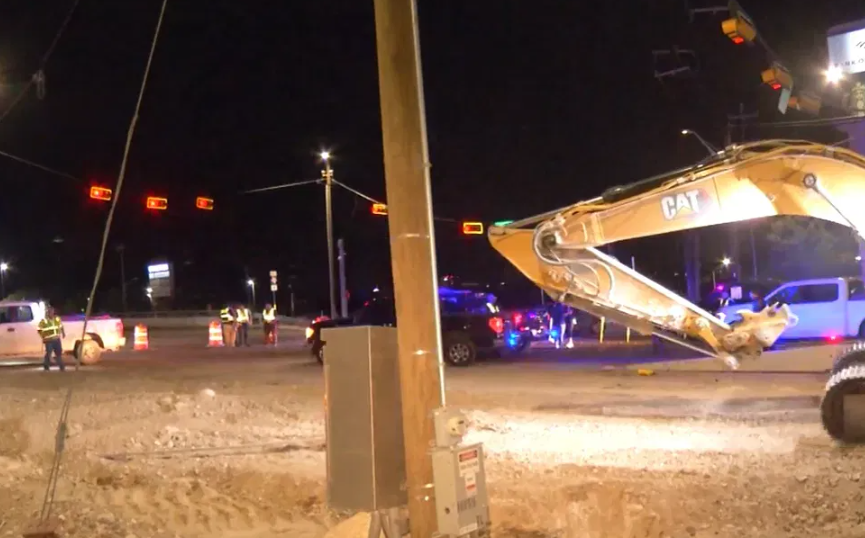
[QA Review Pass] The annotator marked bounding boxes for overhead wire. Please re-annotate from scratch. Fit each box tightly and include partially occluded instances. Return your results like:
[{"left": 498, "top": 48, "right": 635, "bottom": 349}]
[
  {"left": 34, "top": 0, "right": 170, "bottom": 529},
  {"left": 332, "top": 180, "right": 458, "bottom": 223},
  {"left": 0, "top": 0, "right": 83, "bottom": 126},
  {"left": 241, "top": 179, "right": 321, "bottom": 194},
  {"left": 748, "top": 113, "right": 865, "bottom": 128},
  {"left": 0, "top": 147, "right": 83, "bottom": 182}
]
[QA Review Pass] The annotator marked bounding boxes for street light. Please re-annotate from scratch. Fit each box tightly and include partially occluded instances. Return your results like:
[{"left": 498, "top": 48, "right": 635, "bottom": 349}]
[
  {"left": 0, "top": 262, "right": 7, "bottom": 298},
  {"left": 712, "top": 257, "right": 733, "bottom": 287},
  {"left": 825, "top": 65, "right": 844, "bottom": 85},
  {"left": 681, "top": 129, "right": 720, "bottom": 155},
  {"left": 320, "top": 150, "right": 337, "bottom": 318},
  {"left": 247, "top": 278, "right": 256, "bottom": 308}
]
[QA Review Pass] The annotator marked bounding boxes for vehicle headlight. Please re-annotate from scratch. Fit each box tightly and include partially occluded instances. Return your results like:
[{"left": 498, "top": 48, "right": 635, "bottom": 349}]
[{"left": 305, "top": 327, "right": 314, "bottom": 339}]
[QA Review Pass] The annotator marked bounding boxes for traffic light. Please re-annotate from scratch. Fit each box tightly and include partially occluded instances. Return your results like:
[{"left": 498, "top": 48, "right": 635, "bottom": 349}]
[
  {"left": 195, "top": 196, "right": 214, "bottom": 210},
  {"left": 145, "top": 196, "right": 168, "bottom": 210},
  {"left": 371, "top": 203, "right": 388, "bottom": 216},
  {"left": 788, "top": 92, "right": 821, "bottom": 115},
  {"left": 462, "top": 222, "right": 484, "bottom": 235},
  {"left": 89, "top": 186, "right": 112, "bottom": 202},
  {"left": 761, "top": 63, "right": 793, "bottom": 90},
  {"left": 721, "top": 15, "right": 756, "bottom": 44}
]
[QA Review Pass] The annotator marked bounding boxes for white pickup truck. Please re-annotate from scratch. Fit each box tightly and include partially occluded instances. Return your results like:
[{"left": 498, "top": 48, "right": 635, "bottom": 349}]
[
  {"left": 0, "top": 300, "right": 126, "bottom": 365},
  {"left": 716, "top": 277, "right": 865, "bottom": 341}
]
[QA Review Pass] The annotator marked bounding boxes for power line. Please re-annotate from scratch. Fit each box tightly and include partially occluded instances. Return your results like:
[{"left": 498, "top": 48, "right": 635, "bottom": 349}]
[
  {"left": 0, "top": 148, "right": 82, "bottom": 182},
  {"left": 0, "top": 0, "right": 83, "bottom": 125},
  {"left": 244, "top": 176, "right": 461, "bottom": 223},
  {"left": 333, "top": 179, "right": 383, "bottom": 204},
  {"left": 33, "top": 0, "right": 170, "bottom": 532},
  {"left": 241, "top": 179, "right": 321, "bottom": 194},
  {"left": 748, "top": 113, "right": 865, "bottom": 128}
]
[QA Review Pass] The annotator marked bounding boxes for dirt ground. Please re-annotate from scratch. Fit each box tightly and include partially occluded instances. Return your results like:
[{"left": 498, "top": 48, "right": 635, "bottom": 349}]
[{"left": 1, "top": 359, "right": 864, "bottom": 538}]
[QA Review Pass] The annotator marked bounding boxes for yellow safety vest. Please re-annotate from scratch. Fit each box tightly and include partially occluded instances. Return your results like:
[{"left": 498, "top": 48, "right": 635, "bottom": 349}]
[
  {"left": 262, "top": 308, "right": 276, "bottom": 322},
  {"left": 38, "top": 316, "right": 63, "bottom": 341},
  {"left": 220, "top": 308, "right": 234, "bottom": 323},
  {"left": 236, "top": 308, "right": 250, "bottom": 323}
]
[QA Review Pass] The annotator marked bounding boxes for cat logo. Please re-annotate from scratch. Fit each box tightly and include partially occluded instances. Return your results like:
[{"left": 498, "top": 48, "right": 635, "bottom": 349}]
[{"left": 660, "top": 189, "right": 713, "bottom": 220}]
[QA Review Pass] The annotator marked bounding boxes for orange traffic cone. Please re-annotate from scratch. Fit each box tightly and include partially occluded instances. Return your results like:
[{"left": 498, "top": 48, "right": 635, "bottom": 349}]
[
  {"left": 208, "top": 321, "right": 224, "bottom": 347},
  {"left": 133, "top": 324, "right": 149, "bottom": 350}
]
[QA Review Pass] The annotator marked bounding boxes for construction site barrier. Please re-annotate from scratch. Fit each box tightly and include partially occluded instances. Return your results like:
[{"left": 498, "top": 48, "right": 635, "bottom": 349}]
[
  {"left": 133, "top": 324, "right": 149, "bottom": 350},
  {"left": 208, "top": 321, "right": 224, "bottom": 347}
]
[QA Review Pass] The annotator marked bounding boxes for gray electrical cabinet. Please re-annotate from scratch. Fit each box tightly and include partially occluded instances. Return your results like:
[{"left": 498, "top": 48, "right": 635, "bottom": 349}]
[
  {"left": 322, "top": 326, "right": 407, "bottom": 511},
  {"left": 432, "top": 443, "right": 491, "bottom": 537}
]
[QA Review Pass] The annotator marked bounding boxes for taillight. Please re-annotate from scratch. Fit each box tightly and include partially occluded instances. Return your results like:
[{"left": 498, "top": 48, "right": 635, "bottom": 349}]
[
  {"left": 512, "top": 312, "right": 523, "bottom": 326},
  {"left": 488, "top": 317, "right": 504, "bottom": 334}
]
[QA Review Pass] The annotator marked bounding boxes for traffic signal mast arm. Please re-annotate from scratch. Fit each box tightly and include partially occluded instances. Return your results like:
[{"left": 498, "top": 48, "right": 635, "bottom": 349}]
[{"left": 488, "top": 140, "right": 865, "bottom": 368}]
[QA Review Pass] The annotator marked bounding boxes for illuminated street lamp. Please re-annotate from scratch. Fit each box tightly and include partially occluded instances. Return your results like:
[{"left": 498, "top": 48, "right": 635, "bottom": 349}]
[
  {"left": 825, "top": 65, "right": 844, "bottom": 85},
  {"left": 681, "top": 129, "right": 720, "bottom": 155},
  {"left": 247, "top": 278, "right": 256, "bottom": 308},
  {"left": 712, "top": 257, "right": 733, "bottom": 288},
  {"left": 320, "top": 150, "right": 337, "bottom": 318},
  {"left": 0, "top": 262, "right": 7, "bottom": 298}
]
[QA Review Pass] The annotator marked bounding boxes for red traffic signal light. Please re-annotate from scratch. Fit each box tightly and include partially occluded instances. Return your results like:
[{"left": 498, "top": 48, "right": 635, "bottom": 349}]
[
  {"left": 462, "top": 222, "right": 484, "bottom": 235},
  {"left": 89, "top": 186, "right": 112, "bottom": 201},
  {"left": 371, "top": 203, "right": 388, "bottom": 216},
  {"left": 761, "top": 63, "right": 793, "bottom": 91},
  {"left": 721, "top": 16, "right": 756, "bottom": 45},
  {"left": 146, "top": 196, "right": 168, "bottom": 210},
  {"left": 196, "top": 197, "right": 214, "bottom": 210}
]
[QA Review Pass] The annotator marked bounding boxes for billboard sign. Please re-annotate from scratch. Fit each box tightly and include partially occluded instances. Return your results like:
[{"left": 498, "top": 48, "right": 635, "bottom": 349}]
[
  {"left": 147, "top": 261, "right": 174, "bottom": 298},
  {"left": 828, "top": 19, "right": 865, "bottom": 76}
]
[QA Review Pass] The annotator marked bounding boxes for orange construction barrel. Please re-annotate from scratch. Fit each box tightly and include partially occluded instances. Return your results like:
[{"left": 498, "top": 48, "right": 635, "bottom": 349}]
[
  {"left": 133, "top": 324, "right": 149, "bottom": 351},
  {"left": 208, "top": 321, "right": 224, "bottom": 347}
]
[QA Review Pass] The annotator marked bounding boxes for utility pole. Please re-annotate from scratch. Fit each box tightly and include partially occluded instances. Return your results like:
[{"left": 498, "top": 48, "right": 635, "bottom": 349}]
[
  {"left": 117, "top": 244, "right": 127, "bottom": 312},
  {"left": 321, "top": 154, "right": 338, "bottom": 318},
  {"left": 726, "top": 103, "right": 759, "bottom": 280},
  {"left": 338, "top": 238, "right": 348, "bottom": 318},
  {"left": 684, "top": 231, "right": 701, "bottom": 303},
  {"left": 373, "top": 0, "right": 446, "bottom": 536}
]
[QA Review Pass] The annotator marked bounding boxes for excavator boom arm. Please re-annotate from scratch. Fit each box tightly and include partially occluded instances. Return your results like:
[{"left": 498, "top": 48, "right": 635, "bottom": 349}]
[{"left": 489, "top": 141, "right": 865, "bottom": 367}]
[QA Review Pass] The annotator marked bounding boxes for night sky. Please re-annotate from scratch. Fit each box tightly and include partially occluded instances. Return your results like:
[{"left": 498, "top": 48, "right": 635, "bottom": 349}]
[{"left": 0, "top": 0, "right": 862, "bottom": 314}]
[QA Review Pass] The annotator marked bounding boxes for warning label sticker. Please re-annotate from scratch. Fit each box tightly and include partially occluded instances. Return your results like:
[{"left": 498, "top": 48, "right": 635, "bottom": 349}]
[
  {"left": 458, "top": 448, "right": 480, "bottom": 477},
  {"left": 464, "top": 472, "right": 477, "bottom": 497}
]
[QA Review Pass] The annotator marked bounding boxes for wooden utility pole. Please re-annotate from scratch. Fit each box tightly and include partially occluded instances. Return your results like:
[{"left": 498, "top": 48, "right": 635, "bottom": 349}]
[{"left": 372, "top": 1, "right": 445, "bottom": 537}]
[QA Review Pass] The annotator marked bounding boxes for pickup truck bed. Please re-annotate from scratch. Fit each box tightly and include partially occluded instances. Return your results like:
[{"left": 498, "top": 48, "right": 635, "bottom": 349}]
[{"left": 0, "top": 301, "right": 125, "bottom": 365}]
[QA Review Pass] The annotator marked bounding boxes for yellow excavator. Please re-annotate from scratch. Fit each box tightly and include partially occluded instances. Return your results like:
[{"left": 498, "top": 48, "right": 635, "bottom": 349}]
[{"left": 487, "top": 139, "right": 865, "bottom": 443}]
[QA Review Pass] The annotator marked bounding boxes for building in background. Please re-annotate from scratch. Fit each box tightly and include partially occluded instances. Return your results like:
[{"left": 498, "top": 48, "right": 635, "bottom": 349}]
[{"left": 827, "top": 18, "right": 865, "bottom": 154}]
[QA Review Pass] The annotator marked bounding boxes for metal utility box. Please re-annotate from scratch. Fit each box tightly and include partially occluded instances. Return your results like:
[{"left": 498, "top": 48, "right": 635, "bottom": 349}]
[
  {"left": 322, "top": 326, "right": 407, "bottom": 511},
  {"left": 432, "top": 443, "right": 491, "bottom": 537}
]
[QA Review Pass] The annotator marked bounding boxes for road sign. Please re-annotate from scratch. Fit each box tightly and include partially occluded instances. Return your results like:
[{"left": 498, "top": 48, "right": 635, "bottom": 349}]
[{"left": 270, "top": 284, "right": 278, "bottom": 291}]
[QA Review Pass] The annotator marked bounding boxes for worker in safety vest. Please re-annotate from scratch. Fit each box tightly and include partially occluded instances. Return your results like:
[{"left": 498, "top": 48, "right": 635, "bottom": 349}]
[
  {"left": 37, "top": 306, "right": 66, "bottom": 371},
  {"left": 262, "top": 303, "right": 277, "bottom": 345},
  {"left": 220, "top": 304, "right": 237, "bottom": 347},
  {"left": 236, "top": 303, "right": 251, "bottom": 347}
]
